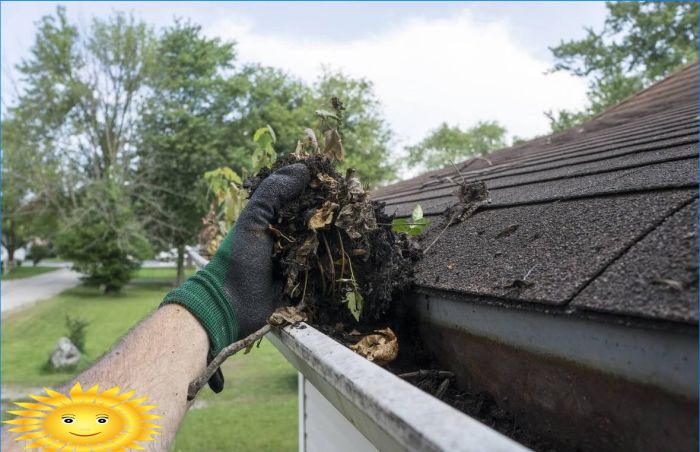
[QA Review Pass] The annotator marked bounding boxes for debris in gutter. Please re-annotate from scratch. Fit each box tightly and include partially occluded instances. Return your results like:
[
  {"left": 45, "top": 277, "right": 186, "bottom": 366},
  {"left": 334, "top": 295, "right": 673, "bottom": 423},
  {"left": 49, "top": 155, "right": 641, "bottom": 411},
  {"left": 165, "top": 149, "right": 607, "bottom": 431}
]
[
  {"left": 350, "top": 328, "right": 399, "bottom": 365},
  {"left": 243, "top": 97, "right": 421, "bottom": 361}
]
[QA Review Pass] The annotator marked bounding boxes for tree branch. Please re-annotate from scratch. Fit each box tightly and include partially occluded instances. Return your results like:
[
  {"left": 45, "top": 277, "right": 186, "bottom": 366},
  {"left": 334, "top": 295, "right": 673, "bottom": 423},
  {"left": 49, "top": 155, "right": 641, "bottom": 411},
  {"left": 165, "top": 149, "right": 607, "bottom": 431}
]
[{"left": 187, "top": 324, "right": 272, "bottom": 401}]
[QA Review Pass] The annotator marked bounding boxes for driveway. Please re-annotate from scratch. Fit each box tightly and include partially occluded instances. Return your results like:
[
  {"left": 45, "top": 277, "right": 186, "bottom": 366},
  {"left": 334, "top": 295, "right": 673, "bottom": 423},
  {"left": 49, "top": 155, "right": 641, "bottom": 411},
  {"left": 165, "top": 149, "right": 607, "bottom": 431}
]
[{"left": 1, "top": 268, "right": 82, "bottom": 313}]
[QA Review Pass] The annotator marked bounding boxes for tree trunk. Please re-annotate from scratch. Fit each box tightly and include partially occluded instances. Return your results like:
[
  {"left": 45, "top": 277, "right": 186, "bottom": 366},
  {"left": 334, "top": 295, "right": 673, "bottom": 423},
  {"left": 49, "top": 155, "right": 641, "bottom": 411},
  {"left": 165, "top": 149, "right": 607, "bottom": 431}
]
[{"left": 176, "top": 244, "right": 185, "bottom": 286}]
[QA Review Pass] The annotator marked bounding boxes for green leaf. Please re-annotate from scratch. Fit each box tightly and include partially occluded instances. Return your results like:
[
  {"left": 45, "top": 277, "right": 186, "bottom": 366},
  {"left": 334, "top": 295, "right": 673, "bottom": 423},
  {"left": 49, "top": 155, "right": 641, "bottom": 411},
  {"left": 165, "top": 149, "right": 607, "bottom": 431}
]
[
  {"left": 392, "top": 215, "right": 430, "bottom": 236},
  {"left": 266, "top": 124, "right": 277, "bottom": 144},
  {"left": 315, "top": 109, "right": 339, "bottom": 121},
  {"left": 412, "top": 204, "right": 424, "bottom": 222},
  {"left": 391, "top": 218, "right": 411, "bottom": 234},
  {"left": 253, "top": 126, "right": 269, "bottom": 143},
  {"left": 346, "top": 290, "right": 364, "bottom": 322}
]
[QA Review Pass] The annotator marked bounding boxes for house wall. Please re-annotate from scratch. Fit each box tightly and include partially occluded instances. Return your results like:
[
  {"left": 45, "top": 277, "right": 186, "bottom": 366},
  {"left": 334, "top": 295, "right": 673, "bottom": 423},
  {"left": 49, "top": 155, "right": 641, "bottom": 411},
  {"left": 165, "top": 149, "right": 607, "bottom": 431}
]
[{"left": 300, "top": 373, "right": 377, "bottom": 452}]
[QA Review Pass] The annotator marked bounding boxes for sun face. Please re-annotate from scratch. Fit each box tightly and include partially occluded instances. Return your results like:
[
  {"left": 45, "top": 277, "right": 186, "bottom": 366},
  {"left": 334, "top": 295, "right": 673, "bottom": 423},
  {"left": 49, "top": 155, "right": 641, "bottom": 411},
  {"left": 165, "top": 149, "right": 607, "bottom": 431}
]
[{"left": 4, "top": 382, "right": 161, "bottom": 451}]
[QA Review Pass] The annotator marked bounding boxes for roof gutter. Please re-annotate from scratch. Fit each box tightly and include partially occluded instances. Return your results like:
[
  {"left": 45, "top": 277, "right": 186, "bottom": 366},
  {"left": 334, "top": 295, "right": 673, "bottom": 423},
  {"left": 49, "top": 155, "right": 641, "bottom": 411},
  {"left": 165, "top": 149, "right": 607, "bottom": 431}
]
[
  {"left": 186, "top": 246, "right": 529, "bottom": 451},
  {"left": 268, "top": 323, "right": 529, "bottom": 452}
]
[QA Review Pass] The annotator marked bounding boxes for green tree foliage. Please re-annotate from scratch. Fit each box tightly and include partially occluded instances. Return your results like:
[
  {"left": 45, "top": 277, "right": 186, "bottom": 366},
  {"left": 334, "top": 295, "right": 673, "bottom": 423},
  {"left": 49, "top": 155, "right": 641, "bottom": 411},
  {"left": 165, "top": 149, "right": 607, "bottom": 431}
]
[
  {"left": 16, "top": 7, "right": 156, "bottom": 179},
  {"left": 406, "top": 121, "right": 507, "bottom": 171},
  {"left": 55, "top": 180, "right": 151, "bottom": 293},
  {"left": 10, "top": 7, "right": 399, "bottom": 289},
  {"left": 226, "top": 65, "right": 310, "bottom": 170},
  {"left": 547, "top": 2, "right": 698, "bottom": 131},
  {"left": 1, "top": 117, "right": 58, "bottom": 271},
  {"left": 311, "top": 70, "right": 396, "bottom": 186},
  {"left": 136, "top": 21, "right": 239, "bottom": 284},
  {"left": 11, "top": 7, "right": 156, "bottom": 285}
]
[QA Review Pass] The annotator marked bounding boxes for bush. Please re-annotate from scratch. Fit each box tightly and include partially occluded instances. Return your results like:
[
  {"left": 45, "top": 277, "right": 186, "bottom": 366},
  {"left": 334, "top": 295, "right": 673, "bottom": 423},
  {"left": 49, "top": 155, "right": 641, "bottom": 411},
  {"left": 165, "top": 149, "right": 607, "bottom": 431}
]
[
  {"left": 65, "top": 315, "right": 89, "bottom": 353},
  {"left": 28, "top": 244, "right": 52, "bottom": 266},
  {"left": 56, "top": 180, "right": 152, "bottom": 293}
]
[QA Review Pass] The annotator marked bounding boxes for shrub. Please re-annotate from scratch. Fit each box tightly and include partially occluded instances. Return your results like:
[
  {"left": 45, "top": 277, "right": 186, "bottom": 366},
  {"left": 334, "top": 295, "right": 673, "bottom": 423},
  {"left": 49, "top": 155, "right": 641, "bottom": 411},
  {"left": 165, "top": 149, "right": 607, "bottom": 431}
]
[
  {"left": 28, "top": 244, "right": 52, "bottom": 266},
  {"left": 65, "top": 315, "right": 89, "bottom": 353},
  {"left": 56, "top": 180, "right": 152, "bottom": 293}
]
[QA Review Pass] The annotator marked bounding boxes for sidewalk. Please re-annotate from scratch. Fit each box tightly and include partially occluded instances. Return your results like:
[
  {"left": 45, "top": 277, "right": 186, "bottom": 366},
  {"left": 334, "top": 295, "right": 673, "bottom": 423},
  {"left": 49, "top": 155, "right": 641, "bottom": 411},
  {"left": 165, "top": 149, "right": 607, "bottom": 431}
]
[{"left": 1, "top": 268, "right": 82, "bottom": 313}]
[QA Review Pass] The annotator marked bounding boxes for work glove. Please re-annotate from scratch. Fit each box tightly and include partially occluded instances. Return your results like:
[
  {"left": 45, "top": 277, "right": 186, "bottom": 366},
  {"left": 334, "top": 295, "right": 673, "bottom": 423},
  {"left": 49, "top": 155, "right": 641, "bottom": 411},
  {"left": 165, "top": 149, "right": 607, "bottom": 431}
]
[{"left": 161, "top": 163, "right": 310, "bottom": 392}]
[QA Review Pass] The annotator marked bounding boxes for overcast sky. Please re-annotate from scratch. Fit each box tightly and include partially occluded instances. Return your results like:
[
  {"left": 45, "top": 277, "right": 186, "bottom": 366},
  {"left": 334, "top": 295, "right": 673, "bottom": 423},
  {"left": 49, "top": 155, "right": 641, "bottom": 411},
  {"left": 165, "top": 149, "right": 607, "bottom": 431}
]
[{"left": 1, "top": 2, "right": 607, "bottom": 163}]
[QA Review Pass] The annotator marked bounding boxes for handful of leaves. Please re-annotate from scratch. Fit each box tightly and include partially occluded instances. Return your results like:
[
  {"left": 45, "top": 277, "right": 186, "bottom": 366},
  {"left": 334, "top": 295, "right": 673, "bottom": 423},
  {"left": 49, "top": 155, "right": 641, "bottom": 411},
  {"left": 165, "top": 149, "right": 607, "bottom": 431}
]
[
  {"left": 201, "top": 98, "right": 420, "bottom": 339},
  {"left": 247, "top": 98, "right": 419, "bottom": 326}
]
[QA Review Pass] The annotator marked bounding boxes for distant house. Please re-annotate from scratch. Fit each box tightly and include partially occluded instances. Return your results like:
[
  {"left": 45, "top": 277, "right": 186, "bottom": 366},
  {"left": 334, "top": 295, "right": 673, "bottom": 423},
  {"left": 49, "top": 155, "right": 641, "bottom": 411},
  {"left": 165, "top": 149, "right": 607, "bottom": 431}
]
[{"left": 371, "top": 63, "right": 698, "bottom": 451}]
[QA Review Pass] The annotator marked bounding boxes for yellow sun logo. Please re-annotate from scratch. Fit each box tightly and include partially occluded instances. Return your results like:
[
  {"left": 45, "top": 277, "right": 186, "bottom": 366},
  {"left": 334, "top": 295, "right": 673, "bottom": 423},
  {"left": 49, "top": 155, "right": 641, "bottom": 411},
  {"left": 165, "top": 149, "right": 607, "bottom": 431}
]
[{"left": 3, "top": 382, "right": 161, "bottom": 451}]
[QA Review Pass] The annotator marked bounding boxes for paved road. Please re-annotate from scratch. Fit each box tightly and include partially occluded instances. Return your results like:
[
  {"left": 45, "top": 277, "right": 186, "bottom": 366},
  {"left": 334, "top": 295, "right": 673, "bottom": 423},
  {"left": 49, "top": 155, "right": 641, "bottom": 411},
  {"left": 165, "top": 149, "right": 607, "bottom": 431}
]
[
  {"left": 1, "top": 268, "right": 82, "bottom": 313},
  {"left": 1, "top": 260, "right": 176, "bottom": 314}
]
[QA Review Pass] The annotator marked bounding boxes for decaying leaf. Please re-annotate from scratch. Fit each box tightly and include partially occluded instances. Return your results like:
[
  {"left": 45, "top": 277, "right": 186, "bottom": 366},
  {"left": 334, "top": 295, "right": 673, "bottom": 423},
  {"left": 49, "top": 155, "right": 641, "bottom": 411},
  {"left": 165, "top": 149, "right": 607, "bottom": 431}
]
[
  {"left": 350, "top": 328, "right": 399, "bottom": 365},
  {"left": 451, "top": 180, "right": 491, "bottom": 222},
  {"left": 268, "top": 306, "right": 308, "bottom": 327},
  {"left": 345, "top": 168, "right": 365, "bottom": 200},
  {"left": 323, "top": 129, "right": 345, "bottom": 161},
  {"left": 303, "top": 128, "right": 319, "bottom": 152},
  {"left": 335, "top": 203, "right": 377, "bottom": 240},
  {"left": 346, "top": 290, "right": 364, "bottom": 321},
  {"left": 295, "top": 234, "right": 319, "bottom": 263},
  {"left": 308, "top": 201, "right": 338, "bottom": 230},
  {"left": 317, "top": 172, "right": 339, "bottom": 190}
]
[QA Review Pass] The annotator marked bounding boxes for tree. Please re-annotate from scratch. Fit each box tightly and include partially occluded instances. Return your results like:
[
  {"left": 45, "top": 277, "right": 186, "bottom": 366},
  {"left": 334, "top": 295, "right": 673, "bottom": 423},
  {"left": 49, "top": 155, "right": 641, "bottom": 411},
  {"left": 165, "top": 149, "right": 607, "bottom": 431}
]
[
  {"left": 225, "top": 65, "right": 311, "bottom": 171},
  {"left": 547, "top": 2, "right": 698, "bottom": 131},
  {"left": 13, "top": 7, "right": 157, "bottom": 285},
  {"left": 137, "top": 21, "right": 241, "bottom": 284},
  {"left": 55, "top": 180, "right": 151, "bottom": 293},
  {"left": 1, "top": 117, "right": 58, "bottom": 272},
  {"left": 406, "top": 121, "right": 507, "bottom": 171},
  {"left": 310, "top": 70, "right": 396, "bottom": 186}
]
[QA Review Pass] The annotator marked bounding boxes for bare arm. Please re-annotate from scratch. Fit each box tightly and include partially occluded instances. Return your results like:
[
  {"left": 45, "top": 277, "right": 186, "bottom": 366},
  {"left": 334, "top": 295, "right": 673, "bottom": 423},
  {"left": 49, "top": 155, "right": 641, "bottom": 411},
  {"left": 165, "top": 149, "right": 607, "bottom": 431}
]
[{"left": 2, "top": 304, "right": 208, "bottom": 451}]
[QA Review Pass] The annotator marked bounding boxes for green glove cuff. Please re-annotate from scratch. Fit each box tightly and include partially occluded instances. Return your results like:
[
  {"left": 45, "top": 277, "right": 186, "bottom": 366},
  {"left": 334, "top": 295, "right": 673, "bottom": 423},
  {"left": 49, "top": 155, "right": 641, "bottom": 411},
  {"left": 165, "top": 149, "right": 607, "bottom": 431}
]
[{"left": 161, "top": 233, "right": 239, "bottom": 356}]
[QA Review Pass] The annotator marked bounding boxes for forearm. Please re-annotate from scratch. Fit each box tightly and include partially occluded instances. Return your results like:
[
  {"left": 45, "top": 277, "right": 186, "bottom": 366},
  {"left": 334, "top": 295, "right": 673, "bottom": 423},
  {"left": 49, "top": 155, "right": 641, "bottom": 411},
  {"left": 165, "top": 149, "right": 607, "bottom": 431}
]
[{"left": 2, "top": 304, "right": 208, "bottom": 451}]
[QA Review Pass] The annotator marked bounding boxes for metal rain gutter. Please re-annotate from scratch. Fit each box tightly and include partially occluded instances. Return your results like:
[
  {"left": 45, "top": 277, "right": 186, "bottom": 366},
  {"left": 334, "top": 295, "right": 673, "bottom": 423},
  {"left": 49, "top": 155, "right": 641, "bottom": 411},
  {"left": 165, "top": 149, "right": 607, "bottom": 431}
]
[
  {"left": 268, "top": 323, "right": 529, "bottom": 452},
  {"left": 186, "top": 246, "right": 530, "bottom": 451}
]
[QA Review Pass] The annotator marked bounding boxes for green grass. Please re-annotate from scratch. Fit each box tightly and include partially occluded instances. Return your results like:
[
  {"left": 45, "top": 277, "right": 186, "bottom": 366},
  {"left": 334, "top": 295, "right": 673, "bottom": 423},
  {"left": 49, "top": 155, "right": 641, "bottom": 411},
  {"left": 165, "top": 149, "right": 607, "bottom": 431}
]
[
  {"left": 1, "top": 270, "right": 298, "bottom": 451},
  {"left": 172, "top": 339, "right": 298, "bottom": 451},
  {"left": 2, "top": 266, "right": 58, "bottom": 280}
]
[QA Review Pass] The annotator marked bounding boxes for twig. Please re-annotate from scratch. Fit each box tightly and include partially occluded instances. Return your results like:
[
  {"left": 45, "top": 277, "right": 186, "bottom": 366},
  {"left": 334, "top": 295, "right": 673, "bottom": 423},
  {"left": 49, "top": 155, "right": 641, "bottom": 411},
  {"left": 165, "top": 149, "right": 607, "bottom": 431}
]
[
  {"left": 336, "top": 229, "right": 346, "bottom": 280},
  {"left": 423, "top": 211, "right": 458, "bottom": 254},
  {"left": 398, "top": 370, "right": 455, "bottom": 379},
  {"left": 301, "top": 269, "right": 309, "bottom": 306},
  {"left": 449, "top": 159, "right": 466, "bottom": 185},
  {"left": 321, "top": 233, "right": 336, "bottom": 298},
  {"left": 434, "top": 378, "right": 451, "bottom": 399},
  {"left": 187, "top": 324, "right": 271, "bottom": 400},
  {"left": 523, "top": 264, "right": 538, "bottom": 281},
  {"left": 268, "top": 225, "right": 295, "bottom": 243}
]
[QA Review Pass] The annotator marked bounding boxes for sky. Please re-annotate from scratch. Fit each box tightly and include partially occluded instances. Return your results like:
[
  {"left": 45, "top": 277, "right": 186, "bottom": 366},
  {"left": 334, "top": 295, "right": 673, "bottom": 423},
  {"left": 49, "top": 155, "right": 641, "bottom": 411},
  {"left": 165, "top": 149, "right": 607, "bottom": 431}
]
[{"left": 1, "top": 1, "right": 608, "bottom": 171}]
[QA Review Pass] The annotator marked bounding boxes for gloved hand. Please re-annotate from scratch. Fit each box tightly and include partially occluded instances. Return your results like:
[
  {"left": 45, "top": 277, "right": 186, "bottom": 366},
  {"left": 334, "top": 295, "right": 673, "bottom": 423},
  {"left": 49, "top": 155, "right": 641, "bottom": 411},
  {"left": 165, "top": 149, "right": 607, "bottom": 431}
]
[{"left": 161, "top": 163, "right": 310, "bottom": 392}]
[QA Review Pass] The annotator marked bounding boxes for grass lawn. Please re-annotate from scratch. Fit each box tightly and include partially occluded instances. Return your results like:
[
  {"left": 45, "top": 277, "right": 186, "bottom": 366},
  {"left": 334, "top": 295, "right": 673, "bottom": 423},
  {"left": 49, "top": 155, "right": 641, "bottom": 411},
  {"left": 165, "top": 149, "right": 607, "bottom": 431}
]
[
  {"left": 2, "top": 267, "right": 298, "bottom": 451},
  {"left": 1, "top": 266, "right": 57, "bottom": 281}
]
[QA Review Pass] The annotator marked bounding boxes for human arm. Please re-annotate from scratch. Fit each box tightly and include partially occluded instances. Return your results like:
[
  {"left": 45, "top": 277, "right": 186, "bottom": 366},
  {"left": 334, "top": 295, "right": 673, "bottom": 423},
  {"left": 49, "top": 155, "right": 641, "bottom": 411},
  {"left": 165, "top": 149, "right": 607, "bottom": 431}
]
[{"left": 2, "top": 163, "right": 310, "bottom": 451}]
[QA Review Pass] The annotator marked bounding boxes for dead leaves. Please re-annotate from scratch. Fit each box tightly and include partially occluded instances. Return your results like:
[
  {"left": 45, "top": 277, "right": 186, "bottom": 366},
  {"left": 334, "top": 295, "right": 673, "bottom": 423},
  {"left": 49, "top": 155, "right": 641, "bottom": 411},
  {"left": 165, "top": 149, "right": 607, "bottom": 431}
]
[
  {"left": 323, "top": 129, "right": 344, "bottom": 161},
  {"left": 350, "top": 328, "right": 398, "bottom": 365},
  {"left": 268, "top": 306, "right": 308, "bottom": 327},
  {"left": 335, "top": 203, "right": 378, "bottom": 240},
  {"left": 308, "top": 201, "right": 339, "bottom": 230}
]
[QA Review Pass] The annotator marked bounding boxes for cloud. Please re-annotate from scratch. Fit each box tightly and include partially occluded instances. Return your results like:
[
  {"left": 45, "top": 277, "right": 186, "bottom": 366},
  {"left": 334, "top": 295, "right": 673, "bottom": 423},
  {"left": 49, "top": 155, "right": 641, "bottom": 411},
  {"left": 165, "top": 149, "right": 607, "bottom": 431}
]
[{"left": 207, "top": 9, "right": 588, "bottom": 162}]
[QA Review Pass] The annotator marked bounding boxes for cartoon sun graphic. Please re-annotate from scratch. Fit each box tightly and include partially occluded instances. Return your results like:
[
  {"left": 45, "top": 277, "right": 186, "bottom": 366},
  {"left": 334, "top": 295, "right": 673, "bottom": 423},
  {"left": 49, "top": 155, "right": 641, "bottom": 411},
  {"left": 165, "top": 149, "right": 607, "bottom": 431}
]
[{"left": 3, "top": 382, "right": 161, "bottom": 451}]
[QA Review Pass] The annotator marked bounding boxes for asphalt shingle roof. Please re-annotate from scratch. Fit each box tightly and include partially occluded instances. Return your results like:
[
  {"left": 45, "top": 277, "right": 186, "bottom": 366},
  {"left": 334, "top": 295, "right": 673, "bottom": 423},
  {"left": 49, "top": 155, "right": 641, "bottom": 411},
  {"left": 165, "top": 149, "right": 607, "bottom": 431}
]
[{"left": 373, "top": 64, "right": 699, "bottom": 325}]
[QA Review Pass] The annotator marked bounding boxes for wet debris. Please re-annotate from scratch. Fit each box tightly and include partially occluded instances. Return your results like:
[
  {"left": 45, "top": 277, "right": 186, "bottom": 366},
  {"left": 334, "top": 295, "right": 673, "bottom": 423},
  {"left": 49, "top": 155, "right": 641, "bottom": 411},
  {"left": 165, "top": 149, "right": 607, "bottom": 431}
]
[
  {"left": 268, "top": 306, "right": 309, "bottom": 327},
  {"left": 449, "top": 180, "right": 491, "bottom": 223},
  {"left": 350, "top": 328, "right": 399, "bottom": 365}
]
